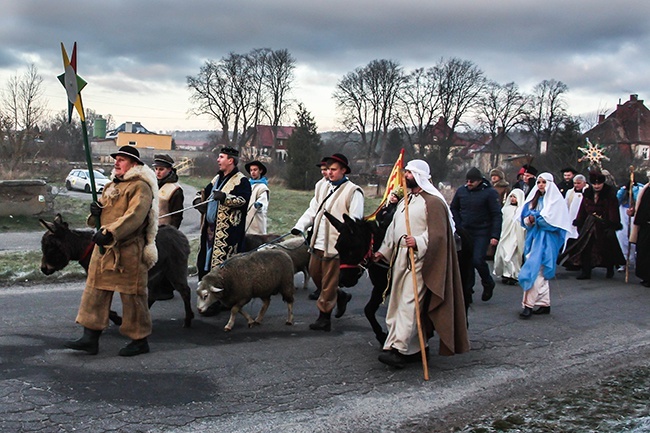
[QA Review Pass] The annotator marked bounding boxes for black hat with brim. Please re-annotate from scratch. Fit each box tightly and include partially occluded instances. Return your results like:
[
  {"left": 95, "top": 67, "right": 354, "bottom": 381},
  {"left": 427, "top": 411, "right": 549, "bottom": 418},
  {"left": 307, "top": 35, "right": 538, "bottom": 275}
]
[
  {"left": 245, "top": 160, "right": 267, "bottom": 177},
  {"left": 110, "top": 145, "right": 144, "bottom": 165},
  {"left": 218, "top": 146, "right": 239, "bottom": 158},
  {"left": 325, "top": 153, "right": 351, "bottom": 174},
  {"left": 152, "top": 154, "right": 174, "bottom": 168}
]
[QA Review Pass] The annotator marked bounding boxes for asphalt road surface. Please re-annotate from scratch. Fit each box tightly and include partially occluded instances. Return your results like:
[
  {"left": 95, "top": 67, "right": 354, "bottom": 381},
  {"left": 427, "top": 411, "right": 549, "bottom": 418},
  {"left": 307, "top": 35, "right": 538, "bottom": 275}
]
[{"left": 1, "top": 264, "right": 649, "bottom": 432}]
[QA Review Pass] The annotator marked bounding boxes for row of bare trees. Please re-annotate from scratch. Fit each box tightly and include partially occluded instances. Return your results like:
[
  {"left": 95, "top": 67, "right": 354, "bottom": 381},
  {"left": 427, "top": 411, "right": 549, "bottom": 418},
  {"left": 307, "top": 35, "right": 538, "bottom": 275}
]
[
  {"left": 186, "top": 48, "right": 296, "bottom": 148},
  {"left": 332, "top": 57, "right": 571, "bottom": 179}
]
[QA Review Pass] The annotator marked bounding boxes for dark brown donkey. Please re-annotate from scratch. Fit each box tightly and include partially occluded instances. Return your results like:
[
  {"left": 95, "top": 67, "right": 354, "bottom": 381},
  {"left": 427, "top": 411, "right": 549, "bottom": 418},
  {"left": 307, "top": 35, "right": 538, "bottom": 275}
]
[{"left": 40, "top": 214, "right": 194, "bottom": 327}]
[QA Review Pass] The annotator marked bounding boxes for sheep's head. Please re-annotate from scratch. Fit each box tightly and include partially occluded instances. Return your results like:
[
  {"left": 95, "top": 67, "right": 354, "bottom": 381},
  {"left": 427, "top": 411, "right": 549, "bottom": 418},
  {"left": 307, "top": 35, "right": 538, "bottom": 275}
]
[{"left": 196, "top": 276, "right": 225, "bottom": 315}]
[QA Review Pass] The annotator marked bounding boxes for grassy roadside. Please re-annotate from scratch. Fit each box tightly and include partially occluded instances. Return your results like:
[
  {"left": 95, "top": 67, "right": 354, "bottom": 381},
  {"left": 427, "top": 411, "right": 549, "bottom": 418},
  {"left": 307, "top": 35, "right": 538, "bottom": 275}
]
[{"left": 0, "top": 178, "right": 382, "bottom": 287}]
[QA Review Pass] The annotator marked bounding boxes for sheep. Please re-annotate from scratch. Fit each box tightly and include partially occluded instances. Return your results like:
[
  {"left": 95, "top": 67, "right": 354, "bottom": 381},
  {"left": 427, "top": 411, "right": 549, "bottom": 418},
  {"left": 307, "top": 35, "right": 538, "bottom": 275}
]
[
  {"left": 196, "top": 248, "right": 295, "bottom": 331},
  {"left": 261, "top": 237, "right": 311, "bottom": 290}
]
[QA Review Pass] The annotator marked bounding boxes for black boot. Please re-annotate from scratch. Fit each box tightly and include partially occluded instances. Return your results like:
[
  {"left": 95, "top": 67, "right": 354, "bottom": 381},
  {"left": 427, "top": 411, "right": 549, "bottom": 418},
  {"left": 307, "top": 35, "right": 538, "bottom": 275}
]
[
  {"left": 519, "top": 307, "right": 532, "bottom": 319},
  {"left": 308, "top": 289, "right": 321, "bottom": 300},
  {"left": 335, "top": 290, "right": 352, "bottom": 318},
  {"left": 309, "top": 311, "right": 332, "bottom": 331},
  {"left": 606, "top": 266, "right": 614, "bottom": 279},
  {"left": 118, "top": 338, "right": 150, "bottom": 357},
  {"left": 64, "top": 327, "right": 102, "bottom": 355},
  {"left": 576, "top": 268, "right": 591, "bottom": 280}
]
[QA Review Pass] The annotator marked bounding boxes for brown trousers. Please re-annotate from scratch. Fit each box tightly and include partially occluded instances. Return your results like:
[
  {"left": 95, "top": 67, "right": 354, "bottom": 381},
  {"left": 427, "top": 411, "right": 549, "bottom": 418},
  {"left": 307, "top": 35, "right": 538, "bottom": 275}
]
[
  {"left": 309, "top": 250, "right": 340, "bottom": 314},
  {"left": 76, "top": 287, "right": 152, "bottom": 340}
]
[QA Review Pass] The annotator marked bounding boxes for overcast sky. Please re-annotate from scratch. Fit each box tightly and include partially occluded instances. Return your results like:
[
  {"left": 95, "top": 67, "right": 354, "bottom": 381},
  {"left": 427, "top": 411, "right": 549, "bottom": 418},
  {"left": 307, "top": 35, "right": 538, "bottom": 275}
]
[{"left": 1, "top": 0, "right": 648, "bottom": 133}]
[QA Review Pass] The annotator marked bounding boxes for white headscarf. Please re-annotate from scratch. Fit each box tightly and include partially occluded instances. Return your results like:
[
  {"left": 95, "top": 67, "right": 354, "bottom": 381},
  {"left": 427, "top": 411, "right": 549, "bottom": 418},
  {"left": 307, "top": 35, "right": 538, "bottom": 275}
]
[
  {"left": 404, "top": 159, "right": 455, "bottom": 232},
  {"left": 521, "top": 172, "right": 573, "bottom": 233}
]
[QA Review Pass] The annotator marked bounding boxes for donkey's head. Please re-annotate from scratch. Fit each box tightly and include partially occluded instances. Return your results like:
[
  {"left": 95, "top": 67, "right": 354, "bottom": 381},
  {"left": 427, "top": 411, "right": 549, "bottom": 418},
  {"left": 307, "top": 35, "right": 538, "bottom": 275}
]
[
  {"left": 324, "top": 212, "right": 373, "bottom": 288},
  {"left": 39, "top": 214, "right": 92, "bottom": 275}
]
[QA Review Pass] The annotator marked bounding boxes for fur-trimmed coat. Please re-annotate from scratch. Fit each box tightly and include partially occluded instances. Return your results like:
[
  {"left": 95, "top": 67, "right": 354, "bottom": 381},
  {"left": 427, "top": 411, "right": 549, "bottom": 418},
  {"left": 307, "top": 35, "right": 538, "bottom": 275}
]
[{"left": 86, "top": 165, "right": 159, "bottom": 295}]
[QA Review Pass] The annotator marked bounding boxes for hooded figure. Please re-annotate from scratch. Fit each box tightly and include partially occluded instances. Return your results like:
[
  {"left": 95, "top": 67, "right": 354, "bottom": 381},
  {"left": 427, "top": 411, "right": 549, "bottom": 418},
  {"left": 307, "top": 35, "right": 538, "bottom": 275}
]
[
  {"left": 561, "top": 169, "right": 625, "bottom": 279},
  {"left": 518, "top": 172, "right": 571, "bottom": 319},
  {"left": 490, "top": 168, "right": 511, "bottom": 205},
  {"left": 376, "top": 159, "right": 469, "bottom": 369},
  {"left": 493, "top": 189, "right": 526, "bottom": 285}
]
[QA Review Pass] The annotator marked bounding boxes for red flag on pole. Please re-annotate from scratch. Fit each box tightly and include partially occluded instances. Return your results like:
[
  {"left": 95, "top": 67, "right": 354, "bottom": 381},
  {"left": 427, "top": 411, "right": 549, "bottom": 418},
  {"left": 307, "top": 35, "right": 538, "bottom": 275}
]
[{"left": 366, "top": 148, "right": 405, "bottom": 221}]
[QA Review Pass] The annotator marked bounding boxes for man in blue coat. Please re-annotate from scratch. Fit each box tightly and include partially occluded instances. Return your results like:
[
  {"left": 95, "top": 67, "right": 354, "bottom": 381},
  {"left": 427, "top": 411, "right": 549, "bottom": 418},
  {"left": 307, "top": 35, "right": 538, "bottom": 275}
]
[{"left": 451, "top": 167, "right": 502, "bottom": 301}]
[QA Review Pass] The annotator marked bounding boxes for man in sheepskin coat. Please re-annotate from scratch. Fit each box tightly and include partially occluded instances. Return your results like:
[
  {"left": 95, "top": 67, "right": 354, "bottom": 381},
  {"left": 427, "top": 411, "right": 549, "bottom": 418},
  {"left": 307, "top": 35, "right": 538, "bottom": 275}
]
[{"left": 65, "top": 145, "right": 159, "bottom": 357}]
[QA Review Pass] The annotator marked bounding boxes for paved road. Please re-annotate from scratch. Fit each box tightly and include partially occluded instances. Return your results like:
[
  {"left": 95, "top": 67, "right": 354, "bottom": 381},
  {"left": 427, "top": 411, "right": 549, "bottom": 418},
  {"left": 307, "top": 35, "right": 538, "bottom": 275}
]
[
  {"left": 0, "top": 182, "right": 201, "bottom": 253},
  {"left": 1, "top": 264, "right": 649, "bottom": 432}
]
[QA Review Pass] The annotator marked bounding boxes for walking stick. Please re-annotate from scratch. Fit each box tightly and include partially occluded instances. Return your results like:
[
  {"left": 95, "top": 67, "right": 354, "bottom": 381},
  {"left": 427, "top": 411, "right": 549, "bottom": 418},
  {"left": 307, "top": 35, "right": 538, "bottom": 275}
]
[
  {"left": 400, "top": 174, "right": 429, "bottom": 381},
  {"left": 626, "top": 166, "right": 634, "bottom": 283}
]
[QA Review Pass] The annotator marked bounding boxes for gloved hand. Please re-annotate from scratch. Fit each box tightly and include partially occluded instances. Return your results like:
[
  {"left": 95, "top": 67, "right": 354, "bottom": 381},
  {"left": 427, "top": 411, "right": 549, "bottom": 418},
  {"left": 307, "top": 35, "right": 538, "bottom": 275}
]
[
  {"left": 211, "top": 190, "right": 226, "bottom": 203},
  {"left": 254, "top": 202, "right": 263, "bottom": 210},
  {"left": 92, "top": 230, "right": 113, "bottom": 246},
  {"left": 90, "top": 202, "right": 103, "bottom": 218},
  {"left": 291, "top": 228, "right": 302, "bottom": 236}
]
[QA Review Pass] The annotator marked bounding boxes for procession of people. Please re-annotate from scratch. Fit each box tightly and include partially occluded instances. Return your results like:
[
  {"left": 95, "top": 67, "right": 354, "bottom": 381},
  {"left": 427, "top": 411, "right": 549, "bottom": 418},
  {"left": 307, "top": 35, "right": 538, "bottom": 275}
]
[{"left": 62, "top": 144, "right": 649, "bottom": 375}]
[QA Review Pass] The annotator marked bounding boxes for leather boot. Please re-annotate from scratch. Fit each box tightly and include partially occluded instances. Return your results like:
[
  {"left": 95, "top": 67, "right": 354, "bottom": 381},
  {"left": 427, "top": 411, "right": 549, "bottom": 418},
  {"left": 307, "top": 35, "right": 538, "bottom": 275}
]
[
  {"left": 64, "top": 327, "right": 102, "bottom": 355},
  {"left": 118, "top": 338, "right": 150, "bottom": 357},
  {"left": 309, "top": 311, "right": 332, "bottom": 331},
  {"left": 606, "top": 266, "right": 614, "bottom": 279},
  {"left": 335, "top": 290, "right": 352, "bottom": 318}
]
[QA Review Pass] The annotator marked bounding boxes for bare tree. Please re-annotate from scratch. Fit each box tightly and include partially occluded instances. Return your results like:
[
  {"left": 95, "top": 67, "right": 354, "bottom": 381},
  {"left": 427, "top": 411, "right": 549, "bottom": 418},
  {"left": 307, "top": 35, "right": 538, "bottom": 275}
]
[
  {"left": 476, "top": 81, "right": 529, "bottom": 166},
  {"left": 523, "top": 79, "right": 569, "bottom": 154},
  {"left": 333, "top": 59, "right": 404, "bottom": 168},
  {"left": 187, "top": 59, "right": 232, "bottom": 145},
  {"left": 260, "top": 48, "right": 296, "bottom": 131},
  {"left": 395, "top": 67, "right": 440, "bottom": 158},
  {"left": 429, "top": 57, "right": 487, "bottom": 180},
  {"left": 188, "top": 48, "right": 295, "bottom": 150},
  {"left": 0, "top": 64, "right": 46, "bottom": 170}
]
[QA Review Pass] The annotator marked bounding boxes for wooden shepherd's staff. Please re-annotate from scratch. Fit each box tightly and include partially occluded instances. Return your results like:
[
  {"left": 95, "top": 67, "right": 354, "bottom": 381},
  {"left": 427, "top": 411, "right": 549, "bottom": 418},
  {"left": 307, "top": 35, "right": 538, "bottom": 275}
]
[
  {"left": 400, "top": 173, "right": 429, "bottom": 381},
  {"left": 626, "top": 165, "right": 634, "bottom": 283}
]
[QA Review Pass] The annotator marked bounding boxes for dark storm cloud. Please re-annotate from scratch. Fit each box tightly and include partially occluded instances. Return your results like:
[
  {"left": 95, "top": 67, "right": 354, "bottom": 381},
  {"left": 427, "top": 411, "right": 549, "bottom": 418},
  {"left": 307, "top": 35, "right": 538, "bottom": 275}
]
[{"left": 2, "top": 0, "right": 648, "bottom": 129}]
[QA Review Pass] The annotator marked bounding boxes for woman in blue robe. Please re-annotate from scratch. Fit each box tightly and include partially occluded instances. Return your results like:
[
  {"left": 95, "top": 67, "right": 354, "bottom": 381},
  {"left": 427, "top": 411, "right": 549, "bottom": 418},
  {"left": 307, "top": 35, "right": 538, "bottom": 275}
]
[{"left": 518, "top": 173, "right": 572, "bottom": 319}]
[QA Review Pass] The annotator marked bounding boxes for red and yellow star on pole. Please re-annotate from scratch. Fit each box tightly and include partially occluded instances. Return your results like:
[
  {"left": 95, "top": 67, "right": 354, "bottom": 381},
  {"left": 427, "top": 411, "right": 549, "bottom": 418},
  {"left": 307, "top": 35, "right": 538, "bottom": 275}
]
[
  {"left": 58, "top": 42, "right": 87, "bottom": 122},
  {"left": 57, "top": 42, "right": 102, "bottom": 241}
]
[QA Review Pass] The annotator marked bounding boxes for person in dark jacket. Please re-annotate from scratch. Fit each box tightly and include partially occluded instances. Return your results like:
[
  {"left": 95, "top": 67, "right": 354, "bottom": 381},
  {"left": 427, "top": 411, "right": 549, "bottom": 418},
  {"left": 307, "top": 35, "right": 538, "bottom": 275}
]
[
  {"left": 451, "top": 167, "right": 502, "bottom": 301},
  {"left": 562, "top": 170, "right": 625, "bottom": 279},
  {"left": 557, "top": 167, "right": 577, "bottom": 197}
]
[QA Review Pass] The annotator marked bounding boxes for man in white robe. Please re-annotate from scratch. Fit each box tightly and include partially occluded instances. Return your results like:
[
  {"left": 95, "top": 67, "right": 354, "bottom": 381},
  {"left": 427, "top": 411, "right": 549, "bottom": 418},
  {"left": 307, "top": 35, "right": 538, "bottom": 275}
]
[{"left": 374, "top": 160, "right": 469, "bottom": 369}]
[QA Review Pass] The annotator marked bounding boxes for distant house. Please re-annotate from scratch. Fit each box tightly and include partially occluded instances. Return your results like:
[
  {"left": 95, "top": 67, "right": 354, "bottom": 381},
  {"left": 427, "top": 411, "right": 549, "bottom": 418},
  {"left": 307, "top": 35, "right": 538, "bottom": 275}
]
[
  {"left": 583, "top": 94, "right": 650, "bottom": 163},
  {"left": 469, "top": 129, "right": 529, "bottom": 174},
  {"left": 414, "top": 117, "right": 473, "bottom": 158},
  {"left": 243, "top": 125, "right": 295, "bottom": 162},
  {"left": 106, "top": 121, "right": 173, "bottom": 150}
]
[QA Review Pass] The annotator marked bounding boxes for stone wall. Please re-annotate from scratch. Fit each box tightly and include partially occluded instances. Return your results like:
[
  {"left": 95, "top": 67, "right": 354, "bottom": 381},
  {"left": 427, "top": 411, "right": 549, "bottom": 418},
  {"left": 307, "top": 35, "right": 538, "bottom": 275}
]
[{"left": 0, "top": 180, "right": 48, "bottom": 216}]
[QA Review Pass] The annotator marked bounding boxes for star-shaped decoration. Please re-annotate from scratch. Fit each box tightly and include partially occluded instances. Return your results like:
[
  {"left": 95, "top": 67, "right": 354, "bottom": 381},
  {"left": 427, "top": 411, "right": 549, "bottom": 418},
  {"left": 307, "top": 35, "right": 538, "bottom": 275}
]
[
  {"left": 578, "top": 138, "right": 610, "bottom": 167},
  {"left": 58, "top": 42, "right": 87, "bottom": 122}
]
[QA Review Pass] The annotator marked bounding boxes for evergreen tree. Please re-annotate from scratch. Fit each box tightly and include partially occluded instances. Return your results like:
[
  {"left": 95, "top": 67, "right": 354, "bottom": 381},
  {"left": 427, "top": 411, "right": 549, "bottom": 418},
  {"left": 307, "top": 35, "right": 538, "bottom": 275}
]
[{"left": 286, "top": 104, "right": 321, "bottom": 190}]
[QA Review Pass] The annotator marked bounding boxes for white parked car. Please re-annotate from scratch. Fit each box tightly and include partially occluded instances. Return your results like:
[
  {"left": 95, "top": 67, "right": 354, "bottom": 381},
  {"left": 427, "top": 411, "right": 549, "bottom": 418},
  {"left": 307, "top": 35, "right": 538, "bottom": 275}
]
[{"left": 65, "top": 169, "right": 110, "bottom": 193}]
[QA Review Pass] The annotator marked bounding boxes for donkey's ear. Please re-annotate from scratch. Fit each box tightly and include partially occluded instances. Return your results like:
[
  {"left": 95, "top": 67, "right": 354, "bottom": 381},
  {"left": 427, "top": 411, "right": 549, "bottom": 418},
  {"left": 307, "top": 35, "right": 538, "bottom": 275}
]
[
  {"left": 53, "top": 213, "right": 69, "bottom": 230},
  {"left": 324, "top": 211, "right": 345, "bottom": 232},
  {"left": 39, "top": 219, "right": 55, "bottom": 233},
  {"left": 342, "top": 214, "right": 358, "bottom": 225}
]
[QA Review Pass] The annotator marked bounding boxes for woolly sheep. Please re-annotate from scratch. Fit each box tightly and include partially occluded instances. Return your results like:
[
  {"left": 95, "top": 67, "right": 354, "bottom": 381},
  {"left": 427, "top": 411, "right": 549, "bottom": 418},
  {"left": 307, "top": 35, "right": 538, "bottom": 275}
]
[
  {"left": 196, "top": 248, "right": 295, "bottom": 331},
  {"left": 261, "top": 237, "right": 311, "bottom": 290}
]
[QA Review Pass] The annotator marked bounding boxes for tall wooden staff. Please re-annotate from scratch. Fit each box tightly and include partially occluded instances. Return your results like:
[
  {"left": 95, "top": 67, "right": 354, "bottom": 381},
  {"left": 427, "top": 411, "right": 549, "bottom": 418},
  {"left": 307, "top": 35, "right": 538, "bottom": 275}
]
[
  {"left": 58, "top": 42, "right": 103, "bottom": 253},
  {"left": 400, "top": 173, "right": 429, "bottom": 381},
  {"left": 626, "top": 165, "right": 634, "bottom": 283}
]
